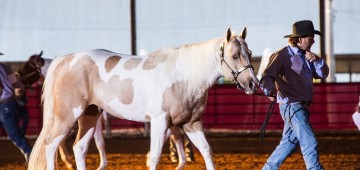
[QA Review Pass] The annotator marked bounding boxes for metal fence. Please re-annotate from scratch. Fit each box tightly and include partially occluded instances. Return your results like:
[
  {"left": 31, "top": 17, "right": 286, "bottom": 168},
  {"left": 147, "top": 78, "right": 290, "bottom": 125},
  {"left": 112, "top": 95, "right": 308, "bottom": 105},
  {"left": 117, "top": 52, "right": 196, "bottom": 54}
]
[{"left": 1, "top": 83, "right": 359, "bottom": 136}]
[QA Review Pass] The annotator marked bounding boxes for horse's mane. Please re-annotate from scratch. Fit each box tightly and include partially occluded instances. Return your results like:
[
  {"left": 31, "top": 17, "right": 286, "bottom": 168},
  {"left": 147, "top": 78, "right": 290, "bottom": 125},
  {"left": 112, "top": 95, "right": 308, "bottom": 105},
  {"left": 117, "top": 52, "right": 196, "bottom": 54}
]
[{"left": 159, "top": 38, "right": 223, "bottom": 97}]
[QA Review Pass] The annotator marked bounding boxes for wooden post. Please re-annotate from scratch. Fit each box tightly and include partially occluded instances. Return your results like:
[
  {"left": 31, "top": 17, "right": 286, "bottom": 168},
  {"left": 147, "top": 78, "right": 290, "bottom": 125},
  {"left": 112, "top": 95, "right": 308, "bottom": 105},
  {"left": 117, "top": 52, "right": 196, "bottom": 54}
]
[
  {"left": 325, "top": 0, "right": 336, "bottom": 82},
  {"left": 130, "top": 0, "right": 137, "bottom": 55},
  {"left": 319, "top": 0, "right": 326, "bottom": 83}
]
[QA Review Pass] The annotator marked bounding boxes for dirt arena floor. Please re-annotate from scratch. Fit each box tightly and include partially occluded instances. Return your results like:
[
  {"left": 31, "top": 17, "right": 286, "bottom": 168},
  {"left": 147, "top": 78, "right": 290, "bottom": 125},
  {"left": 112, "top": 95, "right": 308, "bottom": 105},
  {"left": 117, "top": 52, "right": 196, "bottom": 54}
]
[{"left": 1, "top": 130, "right": 360, "bottom": 170}]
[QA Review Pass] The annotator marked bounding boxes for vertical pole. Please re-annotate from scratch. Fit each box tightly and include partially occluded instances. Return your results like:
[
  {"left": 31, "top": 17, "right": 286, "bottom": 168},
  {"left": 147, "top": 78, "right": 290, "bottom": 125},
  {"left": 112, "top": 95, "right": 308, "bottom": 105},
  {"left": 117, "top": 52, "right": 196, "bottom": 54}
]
[
  {"left": 325, "top": 0, "right": 336, "bottom": 82},
  {"left": 130, "top": 0, "right": 137, "bottom": 55},
  {"left": 319, "top": 0, "right": 326, "bottom": 83}
]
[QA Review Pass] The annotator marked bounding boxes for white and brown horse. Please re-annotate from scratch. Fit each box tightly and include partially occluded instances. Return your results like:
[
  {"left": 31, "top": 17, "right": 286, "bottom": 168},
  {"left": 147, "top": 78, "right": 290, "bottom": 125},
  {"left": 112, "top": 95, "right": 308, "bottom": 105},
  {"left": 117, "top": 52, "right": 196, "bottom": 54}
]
[
  {"left": 28, "top": 27, "right": 258, "bottom": 170},
  {"left": 16, "top": 52, "right": 107, "bottom": 169}
]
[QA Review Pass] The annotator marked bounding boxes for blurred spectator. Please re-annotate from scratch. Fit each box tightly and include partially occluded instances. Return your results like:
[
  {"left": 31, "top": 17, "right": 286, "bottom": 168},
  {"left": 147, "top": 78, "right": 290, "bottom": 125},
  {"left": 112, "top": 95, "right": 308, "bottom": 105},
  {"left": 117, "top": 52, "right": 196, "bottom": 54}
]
[
  {"left": 15, "top": 88, "right": 29, "bottom": 135},
  {"left": 0, "top": 52, "right": 32, "bottom": 163},
  {"left": 15, "top": 51, "right": 45, "bottom": 135},
  {"left": 352, "top": 96, "right": 360, "bottom": 131}
]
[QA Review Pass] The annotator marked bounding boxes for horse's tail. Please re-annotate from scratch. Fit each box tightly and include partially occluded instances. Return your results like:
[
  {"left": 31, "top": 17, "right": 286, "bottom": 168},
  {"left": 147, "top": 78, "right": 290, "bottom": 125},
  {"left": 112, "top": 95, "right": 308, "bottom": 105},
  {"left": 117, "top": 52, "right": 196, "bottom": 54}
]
[{"left": 28, "top": 56, "right": 66, "bottom": 170}]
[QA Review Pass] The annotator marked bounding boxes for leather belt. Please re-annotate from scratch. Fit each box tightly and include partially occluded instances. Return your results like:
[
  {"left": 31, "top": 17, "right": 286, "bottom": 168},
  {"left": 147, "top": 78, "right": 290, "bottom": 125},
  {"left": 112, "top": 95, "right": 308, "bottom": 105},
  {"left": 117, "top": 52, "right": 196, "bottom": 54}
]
[{"left": 0, "top": 96, "right": 16, "bottom": 104}]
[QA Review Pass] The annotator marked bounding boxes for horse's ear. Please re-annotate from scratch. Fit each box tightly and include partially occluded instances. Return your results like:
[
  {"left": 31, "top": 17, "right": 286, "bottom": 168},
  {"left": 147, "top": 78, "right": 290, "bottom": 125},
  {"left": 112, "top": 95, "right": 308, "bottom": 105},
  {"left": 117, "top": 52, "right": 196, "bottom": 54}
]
[
  {"left": 239, "top": 27, "right": 247, "bottom": 40},
  {"left": 226, "top": 28, "right": 232, "bottom": 42},
  {"left": 39, "top": 50, "right": 43, "bottom": 57}
]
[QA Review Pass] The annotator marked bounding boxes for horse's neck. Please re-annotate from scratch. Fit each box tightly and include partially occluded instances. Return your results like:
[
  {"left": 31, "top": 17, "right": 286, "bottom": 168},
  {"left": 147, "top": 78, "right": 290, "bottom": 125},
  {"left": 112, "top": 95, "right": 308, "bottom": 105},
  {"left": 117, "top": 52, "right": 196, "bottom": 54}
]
[
  {"left": 179, "top": 37, "right": 223, "bottom": 76},
  {"left": 174, "top": 38, "right": 224, "bottom": 93}
]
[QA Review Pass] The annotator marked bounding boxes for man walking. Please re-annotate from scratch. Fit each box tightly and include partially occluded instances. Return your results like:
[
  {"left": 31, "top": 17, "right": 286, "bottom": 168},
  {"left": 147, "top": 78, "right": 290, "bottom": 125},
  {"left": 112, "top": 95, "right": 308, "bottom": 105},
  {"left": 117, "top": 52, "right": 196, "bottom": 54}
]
[{"left": 260, "top": 20, "right": 329, "bottom": 170}]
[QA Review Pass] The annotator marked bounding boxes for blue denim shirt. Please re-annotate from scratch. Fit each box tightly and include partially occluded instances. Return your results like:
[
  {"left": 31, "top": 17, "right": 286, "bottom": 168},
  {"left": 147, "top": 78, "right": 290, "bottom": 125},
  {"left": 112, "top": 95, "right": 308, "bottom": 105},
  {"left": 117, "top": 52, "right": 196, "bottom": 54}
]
[{"left": 260, "top": 45, "right": 329, "bottom": 105}]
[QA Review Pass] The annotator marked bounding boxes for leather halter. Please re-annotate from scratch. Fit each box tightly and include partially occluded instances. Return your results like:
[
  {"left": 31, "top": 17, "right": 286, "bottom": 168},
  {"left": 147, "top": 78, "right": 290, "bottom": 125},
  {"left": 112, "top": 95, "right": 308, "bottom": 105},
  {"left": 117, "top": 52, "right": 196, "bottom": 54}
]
[{"left": 219, "top": 42, "right": 254, "bottom": 90}]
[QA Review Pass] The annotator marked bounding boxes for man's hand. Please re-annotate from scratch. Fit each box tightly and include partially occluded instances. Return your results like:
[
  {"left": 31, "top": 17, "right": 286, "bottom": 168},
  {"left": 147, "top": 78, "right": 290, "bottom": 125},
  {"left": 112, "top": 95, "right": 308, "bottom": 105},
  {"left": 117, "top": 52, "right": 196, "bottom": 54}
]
[
  {"left": 14, "top": 88, "right": 23, "bottom": 99},
  {"left": 263, "top": 89, "right": 276, "bottom": 101},
  {"left": 305, "top": 51, "right": 320, "bottom": 62}
]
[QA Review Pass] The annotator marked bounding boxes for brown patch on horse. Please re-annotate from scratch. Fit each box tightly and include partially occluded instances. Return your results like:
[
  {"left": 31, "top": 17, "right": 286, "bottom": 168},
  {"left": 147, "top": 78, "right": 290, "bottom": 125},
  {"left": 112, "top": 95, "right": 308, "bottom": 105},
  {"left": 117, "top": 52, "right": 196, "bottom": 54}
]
[
  {"left": 107, "top": 77, "right": 134, "bottom": 105},
  {"left": 143, "top": 51, "right": 167, "bottom": 70},
  {"left": 161, "top": 81, "right": 208, "bottom": 127},
  {"left": 124, "top": 58, "right": 142, "bottom": 70},
  {"left": 51, "top": 54, "right": 94, "bottom": 122},
  {"left": 105, "top": 55, "right": 121, "bottom": 73},
  {"left": 51, "top": 53, "right": 136, "bottom": 123}
]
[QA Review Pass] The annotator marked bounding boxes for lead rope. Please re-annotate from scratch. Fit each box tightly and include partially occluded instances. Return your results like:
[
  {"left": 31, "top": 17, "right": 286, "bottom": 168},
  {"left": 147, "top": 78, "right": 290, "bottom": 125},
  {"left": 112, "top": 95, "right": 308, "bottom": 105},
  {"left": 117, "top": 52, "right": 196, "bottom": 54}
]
[
  {"left": 258, "top": 97, "right": 276, "bottom": 143},
  {"left": 253, "top": 90, "right": 276, "bottom": 143}
]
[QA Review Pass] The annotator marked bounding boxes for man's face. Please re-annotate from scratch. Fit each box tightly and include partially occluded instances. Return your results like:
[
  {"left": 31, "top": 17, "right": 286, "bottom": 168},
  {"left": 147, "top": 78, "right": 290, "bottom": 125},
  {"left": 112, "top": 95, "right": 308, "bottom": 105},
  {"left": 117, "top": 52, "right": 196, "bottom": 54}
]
[{"left": 297, "top": 34, "right": 315, "bottom": 51}]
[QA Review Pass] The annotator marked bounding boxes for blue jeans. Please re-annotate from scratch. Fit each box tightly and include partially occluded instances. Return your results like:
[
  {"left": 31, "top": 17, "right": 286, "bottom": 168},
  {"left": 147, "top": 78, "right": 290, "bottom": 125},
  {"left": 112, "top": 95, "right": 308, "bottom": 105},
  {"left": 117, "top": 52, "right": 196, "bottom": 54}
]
[
  {"left": 0, "top": 100, "right": 32, "bottom": 160},
  {"left": 262, "top": 103, "right": 323, "bottom": 170},
  {"left": 16, "top": 103, "right": 29, "bottom": 135}
]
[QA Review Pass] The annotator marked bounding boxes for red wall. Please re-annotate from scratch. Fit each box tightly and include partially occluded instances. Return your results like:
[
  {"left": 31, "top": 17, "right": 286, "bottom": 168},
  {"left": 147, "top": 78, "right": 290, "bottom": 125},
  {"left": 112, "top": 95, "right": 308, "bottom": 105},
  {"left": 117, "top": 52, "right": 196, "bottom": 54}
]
[
  {"left": 203, "top": 83, "right": 360, "bottom": 130},
  {"left": 1, "top": 83, "right": 359, "bottom": 136}
]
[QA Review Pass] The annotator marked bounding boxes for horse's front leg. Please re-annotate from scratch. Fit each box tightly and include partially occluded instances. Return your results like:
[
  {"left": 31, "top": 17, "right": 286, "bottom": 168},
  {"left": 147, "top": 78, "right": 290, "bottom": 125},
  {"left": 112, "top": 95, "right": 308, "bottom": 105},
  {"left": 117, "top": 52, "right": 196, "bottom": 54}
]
[
  {"left": 184, "top": 120, "right": 215, "bottom": 170},
  {"left": 148, "top": 114, "right": 168, "bottom": 170}
]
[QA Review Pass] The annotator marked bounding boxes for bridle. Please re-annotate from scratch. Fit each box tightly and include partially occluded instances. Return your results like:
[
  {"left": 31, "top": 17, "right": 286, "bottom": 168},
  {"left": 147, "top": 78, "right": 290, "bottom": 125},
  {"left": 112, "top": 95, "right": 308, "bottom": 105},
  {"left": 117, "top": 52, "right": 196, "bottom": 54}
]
[
  {"left": 18, "top": 68, "right": 42, "bottom": 80},
  {"left": 219, "top": 41, "right": 254, "bottom": 91},
  {"left": 219, "top": 41, "right": 276, "bottom": 142},
  {"left": 16, "top": 56, "right": 44, "bottom": 87}
]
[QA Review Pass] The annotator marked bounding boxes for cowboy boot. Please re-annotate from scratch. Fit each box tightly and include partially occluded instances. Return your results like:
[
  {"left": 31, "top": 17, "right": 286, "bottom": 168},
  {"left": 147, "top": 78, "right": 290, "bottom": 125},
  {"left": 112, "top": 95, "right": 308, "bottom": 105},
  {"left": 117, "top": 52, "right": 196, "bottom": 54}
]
[
  {"left": 169, "top": 138, "right": 178, "bottom": 163},
  {"left": 184, "top": 135, "right": 195, "bottom": 162}
]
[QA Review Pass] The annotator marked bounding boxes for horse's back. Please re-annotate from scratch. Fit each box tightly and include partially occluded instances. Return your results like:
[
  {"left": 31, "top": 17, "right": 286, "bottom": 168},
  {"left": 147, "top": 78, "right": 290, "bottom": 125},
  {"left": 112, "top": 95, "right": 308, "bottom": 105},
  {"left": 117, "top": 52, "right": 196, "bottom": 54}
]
[{"left": 45, "top": 49, "right": 165, "bottom": 121}]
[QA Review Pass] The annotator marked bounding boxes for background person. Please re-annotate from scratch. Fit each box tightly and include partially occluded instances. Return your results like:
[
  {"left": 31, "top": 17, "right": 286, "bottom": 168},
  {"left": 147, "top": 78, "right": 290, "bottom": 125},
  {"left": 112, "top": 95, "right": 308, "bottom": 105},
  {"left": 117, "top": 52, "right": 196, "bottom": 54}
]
[
  {"left": 352, "top": 96, "right": 360, "bottom": 131},
  {"left": 0, "top": 52, "right": 32, "bottom": 163}
]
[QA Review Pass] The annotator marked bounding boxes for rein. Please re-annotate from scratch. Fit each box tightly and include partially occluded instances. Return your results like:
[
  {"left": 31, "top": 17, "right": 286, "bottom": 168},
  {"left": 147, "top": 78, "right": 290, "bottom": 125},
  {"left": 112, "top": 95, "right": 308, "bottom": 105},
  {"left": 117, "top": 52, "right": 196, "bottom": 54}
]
[
  {"left": 254, "top": 92, "right": 276, "bottom": 143},
  {"left": 219, "top": 42, "right": 254, "bottom": 91},
  {"left": 18, "top": 69, "right": 41, "bottom": 79}
]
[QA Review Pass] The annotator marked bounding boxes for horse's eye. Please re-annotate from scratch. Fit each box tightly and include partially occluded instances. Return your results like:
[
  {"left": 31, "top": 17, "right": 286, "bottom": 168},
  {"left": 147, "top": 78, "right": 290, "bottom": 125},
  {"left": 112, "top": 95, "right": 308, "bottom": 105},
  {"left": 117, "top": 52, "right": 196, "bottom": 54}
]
[{"left": 232, "top": 54, "right": 239, "bottom": 60}]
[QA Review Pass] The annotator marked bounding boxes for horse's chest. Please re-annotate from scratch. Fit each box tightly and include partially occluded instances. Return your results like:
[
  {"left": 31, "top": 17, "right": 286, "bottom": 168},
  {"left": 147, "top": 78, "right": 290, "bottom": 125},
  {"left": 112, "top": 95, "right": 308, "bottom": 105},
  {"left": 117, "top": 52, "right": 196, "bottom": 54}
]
[{"left": 166, "top": 91, "right": 208, "bottom": 125}]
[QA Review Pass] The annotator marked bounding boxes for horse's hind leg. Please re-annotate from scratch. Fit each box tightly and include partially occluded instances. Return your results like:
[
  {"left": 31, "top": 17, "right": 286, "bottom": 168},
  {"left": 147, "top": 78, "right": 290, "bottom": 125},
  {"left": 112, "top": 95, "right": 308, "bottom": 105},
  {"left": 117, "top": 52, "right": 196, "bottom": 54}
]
[
  {"left": 184, "top": 120, "right": 215, "bottom": 170},
  {"left": 169, "top": 126, "right": 186, "bottom": 170},
  {"left": 59, "top": 140, "right": 74, "bottom": 169},
  {"left": 45, "top": 117, "right": 77, "bottom": 170},
  {"left": 103, "top": 111, "right": 112, "bottom": 139},
  {"left": 73, "top": 105, "right": 100, "bottom": 170},
  {"left": 94, "top": 113, "right": 107, "bottom": 170}
]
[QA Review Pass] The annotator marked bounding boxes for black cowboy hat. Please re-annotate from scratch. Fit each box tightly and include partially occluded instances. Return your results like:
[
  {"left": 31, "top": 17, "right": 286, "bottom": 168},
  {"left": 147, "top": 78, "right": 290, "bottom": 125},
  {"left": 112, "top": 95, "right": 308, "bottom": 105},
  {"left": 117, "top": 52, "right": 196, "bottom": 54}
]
[{"left": 284, "top": 20, "right": 322, "bottom": 38}]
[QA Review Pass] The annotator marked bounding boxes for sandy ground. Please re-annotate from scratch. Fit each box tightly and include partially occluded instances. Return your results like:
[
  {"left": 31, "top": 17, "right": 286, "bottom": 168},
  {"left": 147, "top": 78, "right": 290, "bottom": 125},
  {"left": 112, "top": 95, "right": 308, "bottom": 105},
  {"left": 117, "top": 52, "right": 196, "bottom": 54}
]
[{"left": 0, "top": 131, "right": 360, "bottom": 170}]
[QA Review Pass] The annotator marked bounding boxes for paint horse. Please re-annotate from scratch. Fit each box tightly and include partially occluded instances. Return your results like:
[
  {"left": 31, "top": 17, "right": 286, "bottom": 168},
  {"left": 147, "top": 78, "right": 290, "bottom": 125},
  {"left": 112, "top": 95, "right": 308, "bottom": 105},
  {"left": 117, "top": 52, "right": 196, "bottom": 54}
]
[
  {"left": 29, "top": 54, "right": 204, "bottom": 170},
  {"left": 28, "top": 27, "right": 258, "bottom": 170},
  {"left": 20, "top": 53, "right": 168, "bottom": 170},
  {"left": 16, "top": 52, "right": 107, "bottom": 169}
]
